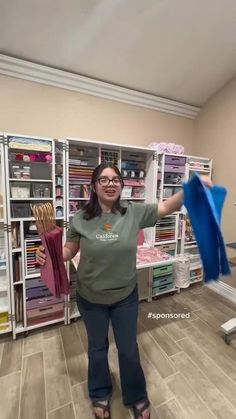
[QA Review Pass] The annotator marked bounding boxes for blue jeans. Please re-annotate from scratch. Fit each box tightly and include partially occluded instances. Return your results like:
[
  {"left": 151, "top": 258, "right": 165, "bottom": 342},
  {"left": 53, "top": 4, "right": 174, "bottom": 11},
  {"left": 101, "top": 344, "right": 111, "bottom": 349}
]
[{"left": 76, "top": 286, "right": 147, "bottom": 406}]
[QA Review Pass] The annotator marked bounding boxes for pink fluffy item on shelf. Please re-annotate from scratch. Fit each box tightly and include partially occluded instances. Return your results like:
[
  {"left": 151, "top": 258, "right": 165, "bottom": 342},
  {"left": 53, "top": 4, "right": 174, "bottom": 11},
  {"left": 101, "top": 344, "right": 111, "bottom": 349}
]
[{"left": 148, "top": 142, "right": 185, "bottom": 154}]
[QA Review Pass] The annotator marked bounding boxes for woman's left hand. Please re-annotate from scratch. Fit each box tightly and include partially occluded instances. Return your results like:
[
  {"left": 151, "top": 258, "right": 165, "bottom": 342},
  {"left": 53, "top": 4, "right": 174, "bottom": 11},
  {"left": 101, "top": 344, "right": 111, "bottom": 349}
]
[{"left": 200, "top": 175, "right": 213, "bottom": 188}]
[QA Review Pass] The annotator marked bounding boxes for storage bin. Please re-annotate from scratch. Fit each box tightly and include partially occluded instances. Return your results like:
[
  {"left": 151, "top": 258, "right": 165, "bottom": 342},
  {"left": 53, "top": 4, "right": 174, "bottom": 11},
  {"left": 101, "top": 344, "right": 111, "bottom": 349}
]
[
  {"left": 32, "top": 183, "right": 51, "bottom": 198},
  {"left": 11, "top": 203, "right": 31, "bottom": 218},
  {"left": 165, "top": 156, "right": 186, "bottom": 165},
  {"left": 26, "top": 295, "right": 64, "bottom": 310},
  {"left": 152, "top": 282, "right": 174, "bottom": 295},
  {"left": 11, "top": 183, "right": 31, "bottom": 199},
  {"left": 27, "top": 310, "right": 64, "bottom": 326},
  {"left": 164, "top": 165, "right": 185, "bottom": 173},
  {"left": 153, "top": 264, "right": 172, "bottom": 277},
  {"left": 153, "top": 275, "right": 173, "bottom": 287}
]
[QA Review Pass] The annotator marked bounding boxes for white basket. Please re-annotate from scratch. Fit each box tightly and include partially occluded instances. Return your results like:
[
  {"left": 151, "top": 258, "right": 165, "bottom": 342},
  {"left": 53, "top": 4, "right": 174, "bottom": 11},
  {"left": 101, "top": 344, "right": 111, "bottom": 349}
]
[{"left": 173, "top": 256, "right": 190, "bottom": 288}]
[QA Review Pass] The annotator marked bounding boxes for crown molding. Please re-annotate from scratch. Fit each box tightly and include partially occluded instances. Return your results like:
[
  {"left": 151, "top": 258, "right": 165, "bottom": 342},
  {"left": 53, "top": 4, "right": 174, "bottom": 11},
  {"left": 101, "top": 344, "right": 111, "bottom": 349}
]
[{"left": 0, "top": 54, "right": 200, "bottom": 119}]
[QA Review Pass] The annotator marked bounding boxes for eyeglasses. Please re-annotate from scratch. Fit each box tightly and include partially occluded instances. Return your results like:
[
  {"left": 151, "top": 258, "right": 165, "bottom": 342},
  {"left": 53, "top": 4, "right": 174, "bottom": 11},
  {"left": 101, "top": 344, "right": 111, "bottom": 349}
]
[{"left": 97, "top": 176, "right": 122, "bottom": 187}]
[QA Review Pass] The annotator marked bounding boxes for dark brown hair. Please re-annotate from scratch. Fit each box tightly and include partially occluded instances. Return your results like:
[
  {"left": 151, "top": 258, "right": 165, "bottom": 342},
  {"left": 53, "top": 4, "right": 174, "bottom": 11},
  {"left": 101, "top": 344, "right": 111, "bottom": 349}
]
[{"left": 82, "top": 162, "right": 127, "bottom": 220}]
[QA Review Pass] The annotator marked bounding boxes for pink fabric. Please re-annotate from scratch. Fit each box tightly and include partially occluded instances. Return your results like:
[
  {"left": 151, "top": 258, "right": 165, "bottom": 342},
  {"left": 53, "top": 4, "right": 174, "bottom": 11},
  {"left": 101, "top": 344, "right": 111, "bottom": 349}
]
[
  {"left": 137, "top": 230, "right": 144, "bottom": 245},
  {"left": 39, "top": 227, "right": 69, "bottom": 298}
]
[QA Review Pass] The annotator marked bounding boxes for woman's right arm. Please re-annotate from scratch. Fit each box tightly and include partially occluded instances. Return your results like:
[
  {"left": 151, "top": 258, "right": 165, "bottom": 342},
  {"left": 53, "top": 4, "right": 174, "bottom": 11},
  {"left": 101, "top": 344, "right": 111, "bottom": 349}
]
[{"left": 36, "top": 241, "right": 80, "bottom": 265}]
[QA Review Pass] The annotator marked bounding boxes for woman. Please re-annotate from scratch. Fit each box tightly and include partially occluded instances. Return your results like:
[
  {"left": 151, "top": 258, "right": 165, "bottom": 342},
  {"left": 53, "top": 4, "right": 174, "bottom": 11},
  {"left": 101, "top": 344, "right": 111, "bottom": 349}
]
[{"left": 36, "top": 162, "right": 212, "bottom": 419}]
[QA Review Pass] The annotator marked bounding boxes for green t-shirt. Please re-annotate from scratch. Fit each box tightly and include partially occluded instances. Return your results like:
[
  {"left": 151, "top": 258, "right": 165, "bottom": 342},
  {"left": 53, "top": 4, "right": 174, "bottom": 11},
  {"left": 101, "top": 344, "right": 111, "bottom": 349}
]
[{"left": 66, "top": 202, "right": 158, "bottom": 304}]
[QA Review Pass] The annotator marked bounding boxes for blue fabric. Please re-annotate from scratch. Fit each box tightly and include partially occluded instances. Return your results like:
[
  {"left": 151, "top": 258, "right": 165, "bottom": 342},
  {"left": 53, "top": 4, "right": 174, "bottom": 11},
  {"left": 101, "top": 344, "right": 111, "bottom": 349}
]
[{"left": 183, "top": 173, "right": 230, "bottom": 281}]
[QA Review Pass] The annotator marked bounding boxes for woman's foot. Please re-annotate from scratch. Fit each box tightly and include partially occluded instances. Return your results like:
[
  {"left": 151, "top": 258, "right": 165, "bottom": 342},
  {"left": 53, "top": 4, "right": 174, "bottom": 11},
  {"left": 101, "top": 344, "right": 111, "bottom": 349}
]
[
  {"left": 92, "top": 400, "right": 110, "bottom": 419},
  {"left": 133, "top": 399, "right": 150, "bottom": 419}
]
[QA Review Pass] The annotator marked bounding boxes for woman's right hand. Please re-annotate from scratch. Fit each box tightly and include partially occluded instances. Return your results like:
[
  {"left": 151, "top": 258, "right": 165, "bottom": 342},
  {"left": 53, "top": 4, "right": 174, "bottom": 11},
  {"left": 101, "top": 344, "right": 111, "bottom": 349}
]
[{"left": 36, "top": 245, "right": 46, "bottom": 266}]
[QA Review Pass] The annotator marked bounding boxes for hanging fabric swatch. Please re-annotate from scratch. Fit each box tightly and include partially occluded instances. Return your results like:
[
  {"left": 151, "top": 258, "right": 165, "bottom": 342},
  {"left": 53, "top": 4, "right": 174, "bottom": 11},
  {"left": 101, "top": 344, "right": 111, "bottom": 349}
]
[
  {"left": 183, "top": 173, "right": 230, "bottom": 281},
  {"left": 32, "top": 203, "right": 69, "bottom": 297}
]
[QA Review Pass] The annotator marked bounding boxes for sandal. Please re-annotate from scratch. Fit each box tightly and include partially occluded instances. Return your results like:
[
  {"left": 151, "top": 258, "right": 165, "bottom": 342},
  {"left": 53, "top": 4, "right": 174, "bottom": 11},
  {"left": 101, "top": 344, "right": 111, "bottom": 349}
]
[
  {"left": 132, "top": 398, "right": 150, "bottom": 419},
  {"left": 92, "top": 400, "right": 111, "bottom": 419}
]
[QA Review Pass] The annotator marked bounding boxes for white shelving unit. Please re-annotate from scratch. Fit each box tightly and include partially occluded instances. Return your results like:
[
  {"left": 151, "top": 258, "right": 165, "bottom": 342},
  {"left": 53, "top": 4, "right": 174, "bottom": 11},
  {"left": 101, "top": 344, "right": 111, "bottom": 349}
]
[
  {"left": 65, "top": 137, "right": 157, "bottom": 321},
  {"left": 154, "top": 152, "right": 213, "bottom": 288},
  {"left": 1, "top": 131, "right": 213, "bottom": 338},
  {"left": 0, "top": 134, "right": 12, "bottom": 335},
  {"left": 4, "top": 133, "right": 67, "bottom": 338}
]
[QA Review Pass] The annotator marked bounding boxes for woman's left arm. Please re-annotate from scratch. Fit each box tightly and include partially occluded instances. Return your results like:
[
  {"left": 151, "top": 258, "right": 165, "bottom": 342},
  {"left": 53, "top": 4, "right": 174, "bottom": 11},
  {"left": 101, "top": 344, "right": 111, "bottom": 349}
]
[{"left": 157, "top": 175, "right": 213, "bottom": 218}]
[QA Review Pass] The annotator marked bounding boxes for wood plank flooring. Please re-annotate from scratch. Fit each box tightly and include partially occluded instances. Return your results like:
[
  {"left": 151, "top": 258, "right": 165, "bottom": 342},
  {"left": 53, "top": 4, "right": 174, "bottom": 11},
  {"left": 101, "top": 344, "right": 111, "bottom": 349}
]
[{"left": 0, "top": 284, "right": 236, "bottom": 419}]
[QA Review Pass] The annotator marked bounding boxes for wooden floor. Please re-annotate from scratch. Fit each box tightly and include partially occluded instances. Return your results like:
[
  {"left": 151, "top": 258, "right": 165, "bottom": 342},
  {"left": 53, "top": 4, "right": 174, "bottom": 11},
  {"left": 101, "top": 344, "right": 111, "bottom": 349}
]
[
  {"left": 220, "top": 266, "right": 236, "bottom": 289},
  {"left": 0, "top": 284, "right": 236, "bottom": 419}
]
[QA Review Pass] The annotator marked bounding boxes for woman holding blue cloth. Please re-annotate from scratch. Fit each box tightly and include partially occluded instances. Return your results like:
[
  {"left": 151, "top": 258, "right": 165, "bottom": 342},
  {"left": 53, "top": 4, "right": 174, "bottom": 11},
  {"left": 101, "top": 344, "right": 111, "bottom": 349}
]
[{"left": 36, "top": 163, "right": 212, "bottom": 419}]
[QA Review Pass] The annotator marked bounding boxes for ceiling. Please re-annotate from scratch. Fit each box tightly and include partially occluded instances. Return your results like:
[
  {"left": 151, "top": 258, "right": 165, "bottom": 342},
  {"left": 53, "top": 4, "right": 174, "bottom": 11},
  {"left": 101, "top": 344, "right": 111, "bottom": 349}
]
[{"left": 0, "top": 0, "right": 236, "bottom": 107}]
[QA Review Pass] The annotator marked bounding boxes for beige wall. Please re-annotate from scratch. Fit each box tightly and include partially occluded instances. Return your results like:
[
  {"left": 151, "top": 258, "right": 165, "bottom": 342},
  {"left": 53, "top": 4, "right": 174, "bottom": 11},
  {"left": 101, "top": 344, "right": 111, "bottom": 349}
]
[
  {"left": 0, "top": 74, "right": 194, "bottom": 151},
  {"left": 194, "top": 75, "right": 236, "bottom": 243}
]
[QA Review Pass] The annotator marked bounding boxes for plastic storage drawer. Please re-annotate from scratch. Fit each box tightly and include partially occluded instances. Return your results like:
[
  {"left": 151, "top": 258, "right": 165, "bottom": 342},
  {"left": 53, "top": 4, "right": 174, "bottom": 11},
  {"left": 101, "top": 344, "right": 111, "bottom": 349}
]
[
  {"left": 152, "top": 282, "right": 174, "bottom": 295},
  {"left": 26, "top": 295, "right": 64, "bottom": 311},
  {"left": 153, "top": 275, "right": 173, "bottom": 287},
  {"left": 26, "top": 302, "right": 64, "bottom": 319},
  {"left": 165, "top": 156, "right": 186, "bottom": 165},
  {"left": 153, "top": 264, "right": 172, "bottom": 278},
  {"left": 164, "top": 165, "right": 185, "bottom": 173}
]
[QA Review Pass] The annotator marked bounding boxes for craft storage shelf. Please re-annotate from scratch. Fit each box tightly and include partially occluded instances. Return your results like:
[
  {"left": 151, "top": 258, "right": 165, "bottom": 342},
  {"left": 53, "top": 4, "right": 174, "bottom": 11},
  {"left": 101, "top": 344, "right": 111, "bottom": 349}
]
[
  {"left": 183, "top": 155, "right": 212, "bottom": 284},
  {"left": 0, "top": 135, "right": 12, "bottom": 334},
  {"left": 65, "top": 137, "right": 157, "bottom": 322},
  {"left": 4, "top": 133, "right": 68, "bottom": 339},
  {"left": 0, "top": 131, "right": 213, "bottom": 337},
  {"left": 155, "top": 153, "right": 186, "bottom": 257},
  {"left": 155, "top": 152, "right": 212, "bottom": 287}
]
